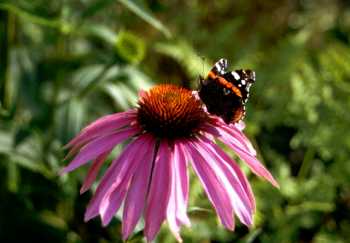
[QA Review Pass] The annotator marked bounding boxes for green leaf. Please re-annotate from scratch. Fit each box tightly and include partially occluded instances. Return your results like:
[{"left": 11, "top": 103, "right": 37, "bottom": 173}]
[
  {"left": 56, "top": 98, "right": 86, "bottom": 144},
  {"left": 115, "top": 31, "right": 146, "bottom": 64},
  {"left": 155, "top": 40, "right": 211, "bottom": 80},
  {"left": 0, "top": 3, "right": 61, "bottom": 28},
  {"left": 81, "top": 0, "right": 115, "bottom": 18},
  {"left": 83, "top": 24, "right": 118, "bottom": 46},
  {"left": 121, "top": 66, "right": 154, "bottom": 91},
  {"left": 103, "top": 83, "right": 131, "bottom": 110},
  {"left": 117, "top": 0, "right": 171, "bottom": 38}
]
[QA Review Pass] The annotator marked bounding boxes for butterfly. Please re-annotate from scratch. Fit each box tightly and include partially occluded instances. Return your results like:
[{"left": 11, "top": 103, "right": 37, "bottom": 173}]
[{"left": 198, "top": 58, "right": 255, "bottom": 123}]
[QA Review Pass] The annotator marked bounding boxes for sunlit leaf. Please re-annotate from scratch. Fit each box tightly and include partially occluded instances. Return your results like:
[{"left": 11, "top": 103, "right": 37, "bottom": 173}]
[
  {"left": 117, "top": 0, "right": 171, "bottom": 38},
  {"left": 115, "top": 31, "right": 146, "bottom": 64},
  {"left": 155, "top": 40, "right": 211, "bottom": 79}
]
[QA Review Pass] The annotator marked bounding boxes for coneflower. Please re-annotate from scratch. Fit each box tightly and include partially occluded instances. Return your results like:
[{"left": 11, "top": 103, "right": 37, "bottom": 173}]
[{"left": 62, "top": 84, "right": 278, "bottom": 242}]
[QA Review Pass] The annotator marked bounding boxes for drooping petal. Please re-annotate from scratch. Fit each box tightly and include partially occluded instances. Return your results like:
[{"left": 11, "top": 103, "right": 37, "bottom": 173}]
[
  {"left": 232, "top": 147, "right": 279, "bottom": 188},
  {"left": 183, "top": 140, "right": 235, "bottom": 230},
  {"left": 61, "top": 126, "right": 140, "bottom": 174},
  {"left": 197, "top": 135, "right": 255, "bottom": 218},
  {"left": 203, "top": 123, "right": 254, "bottom": 156},
  {"left": 204, "top": 123, "right": 279, "bottom": 187},
  {"left": 166, "top": 185, "right": 182, "bottom": 242},
  {"left": 166, "top": 142, "right": 191, "bottom": 242},
  {"left": 64, "top": 114, "right": 139, "bottom": 161},
  {"left": 173, "top": 142, "right": 191, "bottom": 227},
  {"left": 80, "top": 151, "right": 111, "bottom": 194},
  {"left": 84, "top": 134, "right": 153, "bottom": 221},
  {"left": 122, "top": 139, "right": 156, "bottom": 240},
  {"left": 99, "top": 176, "right": 129, "bottom": 226},
  {"left": 65, "top": 109, "right": 137, "bottom": 149},
  {"left": 190, "top": 137, "right": 253, "bottom": 227},
  {"left": 144, "top": 140, "right": 172, "bottom": 242},
  {"left": 203, "top": 138, "right": 256, "bottom": 211},
  {"left": 99, "top": 135, "right": 155, "bottom": 226},
  {"left": 207, "top": 117, "right": 256, "bottom": 155},
  {"left": 224, "top": 123, "right": 257, "bottom": 156}
]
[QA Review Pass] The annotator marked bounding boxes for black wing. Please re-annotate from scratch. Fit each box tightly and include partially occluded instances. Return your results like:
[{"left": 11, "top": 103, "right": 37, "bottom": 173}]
[
  {"left": 222, "top": 69, "right": 256, "bottom": 102},
  {"left": 210, "top": 58, "right": 228, "bottom": 76}
]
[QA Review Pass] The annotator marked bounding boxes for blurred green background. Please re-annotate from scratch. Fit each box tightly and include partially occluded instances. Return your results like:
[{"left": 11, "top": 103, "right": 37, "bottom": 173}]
[{"left": 1, "top": 0, "right": 350, "bottom": 242}]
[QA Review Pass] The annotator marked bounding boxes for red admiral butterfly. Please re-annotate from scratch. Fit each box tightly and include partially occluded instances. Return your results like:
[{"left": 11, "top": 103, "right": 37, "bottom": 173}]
[{"left": 198, "top": 58, "right": 255, "bottom": 124}]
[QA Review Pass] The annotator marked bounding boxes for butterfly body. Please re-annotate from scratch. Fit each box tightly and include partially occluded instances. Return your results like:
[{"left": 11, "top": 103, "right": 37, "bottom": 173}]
[{"left": 198, "top": 58, "right": 255, "bottom": 123}]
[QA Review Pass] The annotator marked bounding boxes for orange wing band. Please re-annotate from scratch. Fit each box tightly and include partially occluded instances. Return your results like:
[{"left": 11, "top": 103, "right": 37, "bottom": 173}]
[
  {"left": 207, "top": 71, "right": 217, "bottom": 79},
  {"left": 216, "top": 77, "right": 242, "bottom": 97}
]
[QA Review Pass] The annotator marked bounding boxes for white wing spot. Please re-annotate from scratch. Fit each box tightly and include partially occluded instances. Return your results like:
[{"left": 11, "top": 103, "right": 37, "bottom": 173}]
[
  {"left": 219, "top": 58, "right": 227, "bottom": 67},
  {"left": 241, "top": 79, "right": 246, "bottom": 85},
  {"left": 231, "top": 71, "right": 240, "bottom": 80}
]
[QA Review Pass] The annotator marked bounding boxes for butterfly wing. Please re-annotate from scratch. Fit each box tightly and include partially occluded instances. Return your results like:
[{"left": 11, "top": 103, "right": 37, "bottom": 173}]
[
  {"left": 222, "top": 69, "right": 255, "bottom": 102},
  {"left": 199, "top": 59, "right": 255, "bottom": 124},
  {"left": 207, "top": 58, "right": 228, "bottom": 79}
]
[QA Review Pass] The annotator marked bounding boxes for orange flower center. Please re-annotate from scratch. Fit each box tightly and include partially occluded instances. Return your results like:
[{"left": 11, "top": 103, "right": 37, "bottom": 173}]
[{"left": 137, "top": 84, "right": 208, "bottom": 139}]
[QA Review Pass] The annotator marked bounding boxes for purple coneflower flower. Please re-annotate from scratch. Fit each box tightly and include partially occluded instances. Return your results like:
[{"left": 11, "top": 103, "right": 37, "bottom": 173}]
[{"left": 62, "top": 84, "right": 278, "bottom": 242}]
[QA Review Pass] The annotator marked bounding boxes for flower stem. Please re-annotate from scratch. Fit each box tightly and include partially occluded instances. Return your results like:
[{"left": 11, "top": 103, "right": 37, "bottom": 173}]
[
  {"left": 0, "top": 3, "right": 61, "bottom": 28},
  {"left": 297, "top": 147, "right": 315, "bottom": 180},
  {"left": 1, "top": 10, "right": 15, "bottom": 111}
]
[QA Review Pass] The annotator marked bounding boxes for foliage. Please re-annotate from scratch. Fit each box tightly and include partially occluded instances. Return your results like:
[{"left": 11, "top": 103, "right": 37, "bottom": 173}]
[{"left": 1, "top": 0, "right": 350, "bottom": 242}]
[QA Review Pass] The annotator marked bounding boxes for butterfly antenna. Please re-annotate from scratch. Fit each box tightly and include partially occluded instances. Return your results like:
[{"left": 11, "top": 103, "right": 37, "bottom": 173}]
[
  {"left": 201, "top": 55, "right": 206, "bottom": 77},
  {"left": 197, "top": 55, "right": 207, "bottom": 87}
]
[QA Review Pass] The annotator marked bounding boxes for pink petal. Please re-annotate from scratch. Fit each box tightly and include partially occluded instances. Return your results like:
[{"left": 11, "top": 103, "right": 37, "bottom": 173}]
[
  {"left": 197, "top": 135, "right": 255, "bottom": 222},
  {"left": 80, "top": 151, "right": 111, "bottom": 194},
  {"left": 235, "top": 120, "right": 246, "bottom": 131},
  {"left": 207, "top": 117, "right": 255, "bottom": 155},
  {"left": 203, "top": 123, "right": 255, "bottom": 156},
  {"left": 204, "top": 124, "right": 279, "bottom": 188},
  {"left": 183, "top": 140, "right": 235, "bottom": 230},
  {"left": 205, "top": 140, "right": 256, "bottom": 212},
  {"left": 61, "top": 126, "right": 140, "bottom": 174},
  {"left": 166, "top": 142, "right": 191, "bottom": 242},
  {"left": 65, "top": 109, "right": 137, "bottom": 149},
  {"left": 99, "top": 177, "right": 129, "bottom": 226},
  {"left": 167, "top": 190, "right": 182, "bottom": 243},
  {"left": 122, "top": 141, "right": 156, "bottom": 240},
  {"left": 223, "top": 124, "right": 256, "bottom": 156},
  {"left": 65, "top": 115, "right": 138, "bottom": 160},
  {"left": 144, "top": 140, "right": 172, "bottom": 242},
  {"left": 235, "top": 147, "right": 279, "bottom": 188},
  {"left": 173, "top": 142, "right": 191, "bottom": 227},
  {"left": 84, "top": 134, "right": 153, "bottom": 221},
  {"left": 190, "top": 138, "right": 252, "bottom": 227}
]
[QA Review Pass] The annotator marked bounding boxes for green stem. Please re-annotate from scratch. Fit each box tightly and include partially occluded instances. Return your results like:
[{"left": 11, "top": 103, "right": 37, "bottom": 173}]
[
  {"left": 2, "top": 10, "right": 15, "bottom": 110},
  {"left": 298, "top": 147, "right": 315, "bottom": 180},
  {"left": 7, "top": 160, "right": 19, "bottom": 193},
  {"left": 0, "top": 3, "right": 61, "bottom": 28},
  {"left": 77, "top": 62, "right": 115, "bottom": 99},
  {"left": 56, "top": 61, "right": 115, "bottom": 108}
]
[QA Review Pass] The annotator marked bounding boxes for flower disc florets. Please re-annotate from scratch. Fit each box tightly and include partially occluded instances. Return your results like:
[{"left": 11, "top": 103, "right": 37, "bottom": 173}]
[{"left": 137, "top": 84, "right": 208, "bottom": 139}]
